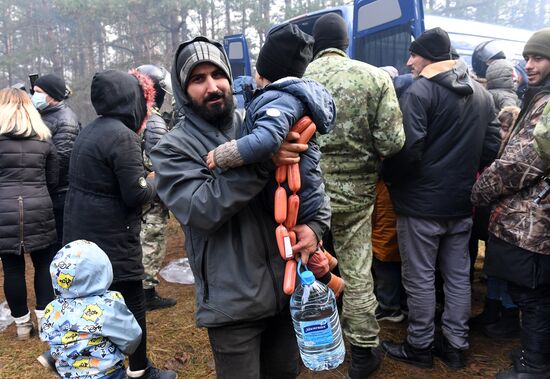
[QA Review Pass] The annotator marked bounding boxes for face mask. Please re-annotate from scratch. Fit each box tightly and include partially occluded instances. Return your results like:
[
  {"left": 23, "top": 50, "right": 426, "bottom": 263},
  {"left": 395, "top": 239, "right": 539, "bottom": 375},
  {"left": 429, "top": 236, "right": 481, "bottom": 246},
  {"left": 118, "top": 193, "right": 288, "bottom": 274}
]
[{"left": 31, "top": 92, "right": 48, "bottom": 110}]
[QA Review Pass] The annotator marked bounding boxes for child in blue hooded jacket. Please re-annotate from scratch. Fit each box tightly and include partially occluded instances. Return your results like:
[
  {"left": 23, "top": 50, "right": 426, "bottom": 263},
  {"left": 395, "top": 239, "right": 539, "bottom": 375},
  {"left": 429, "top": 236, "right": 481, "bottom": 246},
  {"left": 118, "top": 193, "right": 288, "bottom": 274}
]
[{"left": 39, "top": 240, "right": 142, "bottom": 379}]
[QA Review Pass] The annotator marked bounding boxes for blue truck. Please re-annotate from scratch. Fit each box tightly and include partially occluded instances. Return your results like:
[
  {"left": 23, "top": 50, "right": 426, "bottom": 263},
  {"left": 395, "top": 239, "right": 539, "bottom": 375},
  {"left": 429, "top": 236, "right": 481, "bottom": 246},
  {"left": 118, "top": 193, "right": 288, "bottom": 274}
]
[{"left": 224, "top": 0, "right": 532, "bottom": 88}]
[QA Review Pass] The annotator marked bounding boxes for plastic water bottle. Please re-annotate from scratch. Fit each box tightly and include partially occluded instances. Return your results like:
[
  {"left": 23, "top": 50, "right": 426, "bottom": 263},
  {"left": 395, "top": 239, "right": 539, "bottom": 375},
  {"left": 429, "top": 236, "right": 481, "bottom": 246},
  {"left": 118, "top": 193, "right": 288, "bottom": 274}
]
[{"left": 290, "top": 264, "right": 345, "bottom": 371}]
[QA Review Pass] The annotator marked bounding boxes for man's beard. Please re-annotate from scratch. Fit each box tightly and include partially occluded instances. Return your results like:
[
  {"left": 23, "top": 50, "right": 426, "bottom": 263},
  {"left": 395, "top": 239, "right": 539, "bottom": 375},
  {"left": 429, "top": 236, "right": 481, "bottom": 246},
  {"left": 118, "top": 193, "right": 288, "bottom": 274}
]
[{"left": 190, "top": 91, "right": 235, "bottom": 125}]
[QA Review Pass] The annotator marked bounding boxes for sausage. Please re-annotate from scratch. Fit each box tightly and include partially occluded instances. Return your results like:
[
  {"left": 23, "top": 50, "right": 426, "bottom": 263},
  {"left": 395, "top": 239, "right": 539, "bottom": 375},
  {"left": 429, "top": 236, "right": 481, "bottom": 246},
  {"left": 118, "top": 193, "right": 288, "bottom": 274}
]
[
  {"left": 296, "top": 123, "right": 317, "bottom": 144},
  {"left": 276, "top": 224, "right": 293, "bottom": 260},
  {"left": 287, "top": 163, "right": 301, "bottom": 193},
  {"left": 290, "top": 116, "right": 312, "bottom": 134},
  {"left": 283, "top": 259, "right": 297, "bottom": 295},
  {"left": 275, "top": 165, "right": 287, "bottom": 184},
  {"left": 289, "top": 230, "right": 297, "bottom": 246},
  {"left": 285, "top": 194, "right": 300, "bottom": 230},
  {"left": 274, "top": 186, "right": 288, "bottom": 224}
]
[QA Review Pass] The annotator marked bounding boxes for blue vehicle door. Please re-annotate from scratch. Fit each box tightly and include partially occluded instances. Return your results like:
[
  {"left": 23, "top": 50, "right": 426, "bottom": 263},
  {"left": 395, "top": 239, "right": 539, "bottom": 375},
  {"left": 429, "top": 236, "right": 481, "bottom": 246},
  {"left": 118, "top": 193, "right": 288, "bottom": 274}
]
[
  {"left": 353, "top": 0, "right": 424, "bottom": 73},
  {"left": 223, "top": 34, "right": 254, "bottom": 109},
  {"left": 223, "top": 34, "right": 252, "bottom": 78}
]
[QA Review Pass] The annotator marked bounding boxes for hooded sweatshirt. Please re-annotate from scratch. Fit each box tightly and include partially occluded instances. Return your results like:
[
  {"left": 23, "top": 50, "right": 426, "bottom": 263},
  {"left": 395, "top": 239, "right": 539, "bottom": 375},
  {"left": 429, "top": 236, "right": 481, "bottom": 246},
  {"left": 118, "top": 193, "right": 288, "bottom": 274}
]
[
  {"left": 40, "top": 240, "right": 142, "bottom": 379},
  {"left": 382, "top": 59, "right": 500, "bottom": 217}
]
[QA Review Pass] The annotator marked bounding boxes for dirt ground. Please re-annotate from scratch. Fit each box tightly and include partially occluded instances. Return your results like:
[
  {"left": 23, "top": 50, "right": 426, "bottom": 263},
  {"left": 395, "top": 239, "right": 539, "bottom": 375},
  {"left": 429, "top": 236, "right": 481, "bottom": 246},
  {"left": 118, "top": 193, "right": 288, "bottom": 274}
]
[{"left": 0, "top": 218, "right": 517, "bottom": 379}]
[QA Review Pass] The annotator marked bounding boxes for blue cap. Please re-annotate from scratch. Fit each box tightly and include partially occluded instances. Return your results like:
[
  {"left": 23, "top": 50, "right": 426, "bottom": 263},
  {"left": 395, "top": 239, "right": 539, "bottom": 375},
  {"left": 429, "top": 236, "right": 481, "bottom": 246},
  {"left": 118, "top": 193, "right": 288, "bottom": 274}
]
[{"left": 300, "top": 270, "right": 315, "bottom": 285}]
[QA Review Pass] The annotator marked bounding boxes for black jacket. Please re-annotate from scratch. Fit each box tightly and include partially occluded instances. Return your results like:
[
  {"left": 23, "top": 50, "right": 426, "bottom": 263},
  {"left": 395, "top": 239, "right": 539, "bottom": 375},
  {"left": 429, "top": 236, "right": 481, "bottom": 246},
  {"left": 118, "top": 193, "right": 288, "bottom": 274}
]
[
  {"left": 0, "top": 135, "right": 58, "bottom": 254},
  {"left": 40, "top": 102, "right": 81, "bottom": 193},
  {"left": 63, "top": 70, "right": 156, "bottom": 282},
  {"left": 383, "top": 60, "right": 500, "bottom": 218}
]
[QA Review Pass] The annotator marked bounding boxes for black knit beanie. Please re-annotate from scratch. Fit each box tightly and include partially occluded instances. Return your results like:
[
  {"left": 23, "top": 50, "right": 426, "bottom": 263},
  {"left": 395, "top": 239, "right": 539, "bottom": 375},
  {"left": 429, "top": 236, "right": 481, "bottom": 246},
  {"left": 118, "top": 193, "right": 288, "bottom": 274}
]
[
  {"left": 409, "top": 27, "right": 452, "bottom": 62},
  {"left": 312, "top": 13, "right": 349, "bottom": 57},
  {"left": 34, "top": 74, "right": 69, "bottom": 101},
  {"left": 256, "top": 23, "right": 314, "bottom": 83},
  {"left": 523, "top": 28, "right": 550, "bottom": 59}
]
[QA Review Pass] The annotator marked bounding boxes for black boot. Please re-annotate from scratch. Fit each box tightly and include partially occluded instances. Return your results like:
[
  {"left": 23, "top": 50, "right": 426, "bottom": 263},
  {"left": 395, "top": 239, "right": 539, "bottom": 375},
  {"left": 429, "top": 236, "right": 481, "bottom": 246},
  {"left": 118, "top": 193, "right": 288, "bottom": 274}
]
[
  {"left": 144, "top": 288, "right": 176, "bottom": 311},
  {"left": 433, "top": 332, "right": 465, "bottom": 369},
  {"left": 470, "top": 297, "right": 502, "bottom": 329},
  {"left": 347, "top": 345, "right": 381, "bottom": 379},
  {"left": 495, "top": 353, "right": 550, "bottom": 379},
  {"left": 482, "top": 307, "right": 520, "bottom": 340},
  {"left": 381, "top": 340, "right": 433, "bottom": 369}
]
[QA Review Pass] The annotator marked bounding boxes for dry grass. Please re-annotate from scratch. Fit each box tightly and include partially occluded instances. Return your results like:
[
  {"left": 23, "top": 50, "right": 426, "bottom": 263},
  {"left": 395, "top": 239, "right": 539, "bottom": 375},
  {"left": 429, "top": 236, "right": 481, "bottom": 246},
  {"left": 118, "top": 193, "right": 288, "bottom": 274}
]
[{"left": 0, "top": 223, "right": 515, "bottom": 379}]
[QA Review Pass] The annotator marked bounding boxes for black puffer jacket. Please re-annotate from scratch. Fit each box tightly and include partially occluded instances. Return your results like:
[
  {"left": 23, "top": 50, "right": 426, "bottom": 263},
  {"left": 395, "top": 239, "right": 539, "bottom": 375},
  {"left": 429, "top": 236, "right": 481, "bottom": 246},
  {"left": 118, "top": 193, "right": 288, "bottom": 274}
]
[
  {"left": 39, "top": 103, "right": 81, "bottom": 193},
  {"left": 0, "top": 135, "right": 58, "bottom": 254},
  {"left": 383, "top": 60, "right": 500, "bottom": 218},
  {"left": 63, "top": 70, "right": 156, "bottom": 282}
]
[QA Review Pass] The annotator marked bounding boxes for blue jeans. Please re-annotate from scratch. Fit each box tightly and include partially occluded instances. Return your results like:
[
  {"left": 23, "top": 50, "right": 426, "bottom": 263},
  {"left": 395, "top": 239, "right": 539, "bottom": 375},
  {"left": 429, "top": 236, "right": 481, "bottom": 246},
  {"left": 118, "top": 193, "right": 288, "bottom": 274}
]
[{"left": 372, "top": 257, "right": 403, "bottom": 311}]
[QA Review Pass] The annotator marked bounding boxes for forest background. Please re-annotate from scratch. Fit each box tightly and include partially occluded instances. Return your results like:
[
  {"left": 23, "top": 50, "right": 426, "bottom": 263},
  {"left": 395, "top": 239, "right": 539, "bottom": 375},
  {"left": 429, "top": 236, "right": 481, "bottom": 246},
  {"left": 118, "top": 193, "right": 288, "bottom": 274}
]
[{"left": 1, "top": 0, "right": 549, "bottom": 122}]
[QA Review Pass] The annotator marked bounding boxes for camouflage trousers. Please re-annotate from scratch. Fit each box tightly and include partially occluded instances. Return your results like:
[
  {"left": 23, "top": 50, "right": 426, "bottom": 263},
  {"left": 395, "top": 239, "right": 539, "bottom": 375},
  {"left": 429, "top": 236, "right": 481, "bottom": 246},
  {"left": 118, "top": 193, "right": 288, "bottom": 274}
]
[
  {"left": 141, "top": 205, "right": 169, "bottom": 289},
  {"left": 331, "top": 205, "right": 380, "bottom": 348}
]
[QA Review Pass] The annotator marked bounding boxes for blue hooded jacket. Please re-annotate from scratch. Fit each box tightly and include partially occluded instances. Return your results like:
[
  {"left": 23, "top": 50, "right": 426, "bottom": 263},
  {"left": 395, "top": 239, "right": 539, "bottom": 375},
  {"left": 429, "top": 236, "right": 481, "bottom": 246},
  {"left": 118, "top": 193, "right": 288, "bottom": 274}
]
[
  {"left": 241, "top": 77, "right": 336, "bottom": 224},
  {"left": 40, "top": 240, "right": 142, "bottom": 378}
]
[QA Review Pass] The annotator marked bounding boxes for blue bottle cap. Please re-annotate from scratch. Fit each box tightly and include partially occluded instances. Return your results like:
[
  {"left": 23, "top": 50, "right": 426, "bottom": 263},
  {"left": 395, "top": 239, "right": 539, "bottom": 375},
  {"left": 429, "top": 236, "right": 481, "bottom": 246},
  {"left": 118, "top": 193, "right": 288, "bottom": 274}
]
[{"left": 300, "top": 270, "right": 315, "bottom": 285}]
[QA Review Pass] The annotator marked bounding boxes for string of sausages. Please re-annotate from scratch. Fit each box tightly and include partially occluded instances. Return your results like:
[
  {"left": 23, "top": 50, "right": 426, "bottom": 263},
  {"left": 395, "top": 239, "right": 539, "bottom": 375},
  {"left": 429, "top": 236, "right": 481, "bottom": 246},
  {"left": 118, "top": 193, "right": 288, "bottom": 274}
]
[{"left": 274, "top": 116, "right": 317, "bottom": 295}]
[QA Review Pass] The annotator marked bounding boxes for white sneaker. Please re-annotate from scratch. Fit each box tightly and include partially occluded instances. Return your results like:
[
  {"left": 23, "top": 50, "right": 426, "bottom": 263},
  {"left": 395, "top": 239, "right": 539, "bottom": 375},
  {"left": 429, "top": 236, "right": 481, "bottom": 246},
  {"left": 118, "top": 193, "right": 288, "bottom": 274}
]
[{"left": 14, "top": 312, "right": 34, "bottom": 340}]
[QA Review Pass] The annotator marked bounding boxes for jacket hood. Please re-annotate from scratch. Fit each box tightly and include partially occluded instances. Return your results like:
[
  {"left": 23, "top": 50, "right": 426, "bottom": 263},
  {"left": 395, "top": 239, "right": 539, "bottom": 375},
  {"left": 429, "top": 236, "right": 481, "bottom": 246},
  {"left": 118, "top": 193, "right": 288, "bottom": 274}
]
[
  {"left": 91, "top": 69, "right": 154, "bottom": 133},
  {"left": 171, "top": 37, "right": 231, "bottom": 114},
  {"left": 486, "top": 60, "right": 515, "bottom": 91},
  {"left": 50, "top": 240, "right": 113, "bottom": 298},
  {"left": 265, "top": 77, "right": 336, "bottom": 134},
  {"left": 420, "top": 59, "right": 473, "bottom": 96}
]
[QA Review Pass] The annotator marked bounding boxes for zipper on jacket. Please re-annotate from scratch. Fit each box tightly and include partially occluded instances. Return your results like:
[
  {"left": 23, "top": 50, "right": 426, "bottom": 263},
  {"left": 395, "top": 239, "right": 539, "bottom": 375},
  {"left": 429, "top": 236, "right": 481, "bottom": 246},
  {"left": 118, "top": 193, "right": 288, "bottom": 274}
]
[
  {"left": 201, "top": 241, "right": 209, "bottom": 303},
  {"left": 18, "top": 196, "right": 26, "bottom": 254}
]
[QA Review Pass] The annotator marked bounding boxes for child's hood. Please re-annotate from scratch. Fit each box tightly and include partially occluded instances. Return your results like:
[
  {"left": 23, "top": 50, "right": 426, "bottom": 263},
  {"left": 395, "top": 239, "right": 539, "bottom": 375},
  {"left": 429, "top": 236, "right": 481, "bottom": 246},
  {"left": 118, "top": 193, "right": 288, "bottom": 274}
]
[
  {"left": 50, "top": 240, "right": 114, "bottom": 299},
  {"left": 267, "top": 77, "right": 336, "bottom": 135}
]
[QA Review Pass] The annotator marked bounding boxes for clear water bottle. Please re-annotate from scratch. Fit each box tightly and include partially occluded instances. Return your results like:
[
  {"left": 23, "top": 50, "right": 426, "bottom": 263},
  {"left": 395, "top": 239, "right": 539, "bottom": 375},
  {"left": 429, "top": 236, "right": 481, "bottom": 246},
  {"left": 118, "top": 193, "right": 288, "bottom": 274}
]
[{"left": 290, "top": 264, "right": 345, "bottom": 371}]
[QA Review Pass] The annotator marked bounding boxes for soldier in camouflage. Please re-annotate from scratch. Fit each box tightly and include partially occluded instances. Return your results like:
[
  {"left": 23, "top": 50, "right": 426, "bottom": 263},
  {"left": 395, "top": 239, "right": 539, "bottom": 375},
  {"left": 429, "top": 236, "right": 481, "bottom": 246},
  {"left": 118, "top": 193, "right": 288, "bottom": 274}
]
[
  {"left": 136, "top": 64, "right": 177, "bottom": 311},
  {"left": 471, "top": 28, "right": 550, "bottom": 378},
  {"left": 304, "top": 13, "right": 405, "bottom": 379}
]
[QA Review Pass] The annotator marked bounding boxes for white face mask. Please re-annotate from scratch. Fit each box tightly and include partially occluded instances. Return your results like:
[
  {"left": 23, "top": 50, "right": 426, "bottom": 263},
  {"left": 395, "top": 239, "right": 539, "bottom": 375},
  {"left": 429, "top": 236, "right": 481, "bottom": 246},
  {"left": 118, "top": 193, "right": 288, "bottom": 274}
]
[{"left": 31, "top": 92, "right": 48, "bottom": 110}]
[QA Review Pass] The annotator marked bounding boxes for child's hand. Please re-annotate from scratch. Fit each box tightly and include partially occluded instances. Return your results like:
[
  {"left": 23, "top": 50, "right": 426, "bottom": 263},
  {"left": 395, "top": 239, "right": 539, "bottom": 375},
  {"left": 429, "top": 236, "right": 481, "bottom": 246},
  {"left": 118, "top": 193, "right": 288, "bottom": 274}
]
[{"left": 207, "top": 150, "right": 216, "bottom": 170}]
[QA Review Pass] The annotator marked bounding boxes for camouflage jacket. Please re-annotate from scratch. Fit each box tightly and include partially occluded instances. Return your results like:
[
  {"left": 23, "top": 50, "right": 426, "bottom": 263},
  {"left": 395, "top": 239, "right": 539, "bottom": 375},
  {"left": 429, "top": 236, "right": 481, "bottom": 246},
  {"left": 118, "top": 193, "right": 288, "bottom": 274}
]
[
  {"left": 305, "top": 48, "right": 405, "bottom": 213},
  {"left": 534, "top": 100, "right": 550, "bottom": 162},
  {"left": 471, "top": 90, "right": 550, "bottom": 255}
]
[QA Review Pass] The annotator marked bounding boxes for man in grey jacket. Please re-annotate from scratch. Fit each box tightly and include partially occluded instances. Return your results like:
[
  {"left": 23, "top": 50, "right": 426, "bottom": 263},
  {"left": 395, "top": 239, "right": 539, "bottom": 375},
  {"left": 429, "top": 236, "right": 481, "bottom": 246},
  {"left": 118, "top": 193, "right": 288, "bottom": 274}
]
[{"left": 151, "top": 36, "right": 330, "bottom": 379}]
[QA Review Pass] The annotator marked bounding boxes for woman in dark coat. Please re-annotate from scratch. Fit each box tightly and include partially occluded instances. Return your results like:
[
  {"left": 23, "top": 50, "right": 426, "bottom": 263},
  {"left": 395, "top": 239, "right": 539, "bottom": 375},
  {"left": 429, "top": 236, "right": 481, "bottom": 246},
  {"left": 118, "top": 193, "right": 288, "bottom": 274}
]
[
  {"left": 0, "top": 88, "right": 58, "bottom": 339},
  {"left": 63, "top": 69, "right": 176, "bottom": 379}
]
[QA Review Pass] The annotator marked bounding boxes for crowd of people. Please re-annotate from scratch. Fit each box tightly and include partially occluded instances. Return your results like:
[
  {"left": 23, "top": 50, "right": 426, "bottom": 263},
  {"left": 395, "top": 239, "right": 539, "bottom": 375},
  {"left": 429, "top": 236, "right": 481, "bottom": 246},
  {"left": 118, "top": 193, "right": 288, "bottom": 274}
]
[{"left": 0, "top": 11, "right": 549, "bottom": 379}]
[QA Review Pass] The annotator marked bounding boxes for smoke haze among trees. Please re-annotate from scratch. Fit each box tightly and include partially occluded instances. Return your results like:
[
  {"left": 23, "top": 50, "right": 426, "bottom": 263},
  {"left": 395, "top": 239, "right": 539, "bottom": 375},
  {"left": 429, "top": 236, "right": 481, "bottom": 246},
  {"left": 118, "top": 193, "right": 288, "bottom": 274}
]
[{"left": 1, "top": 0, "right": 548, "bottom": 122}]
